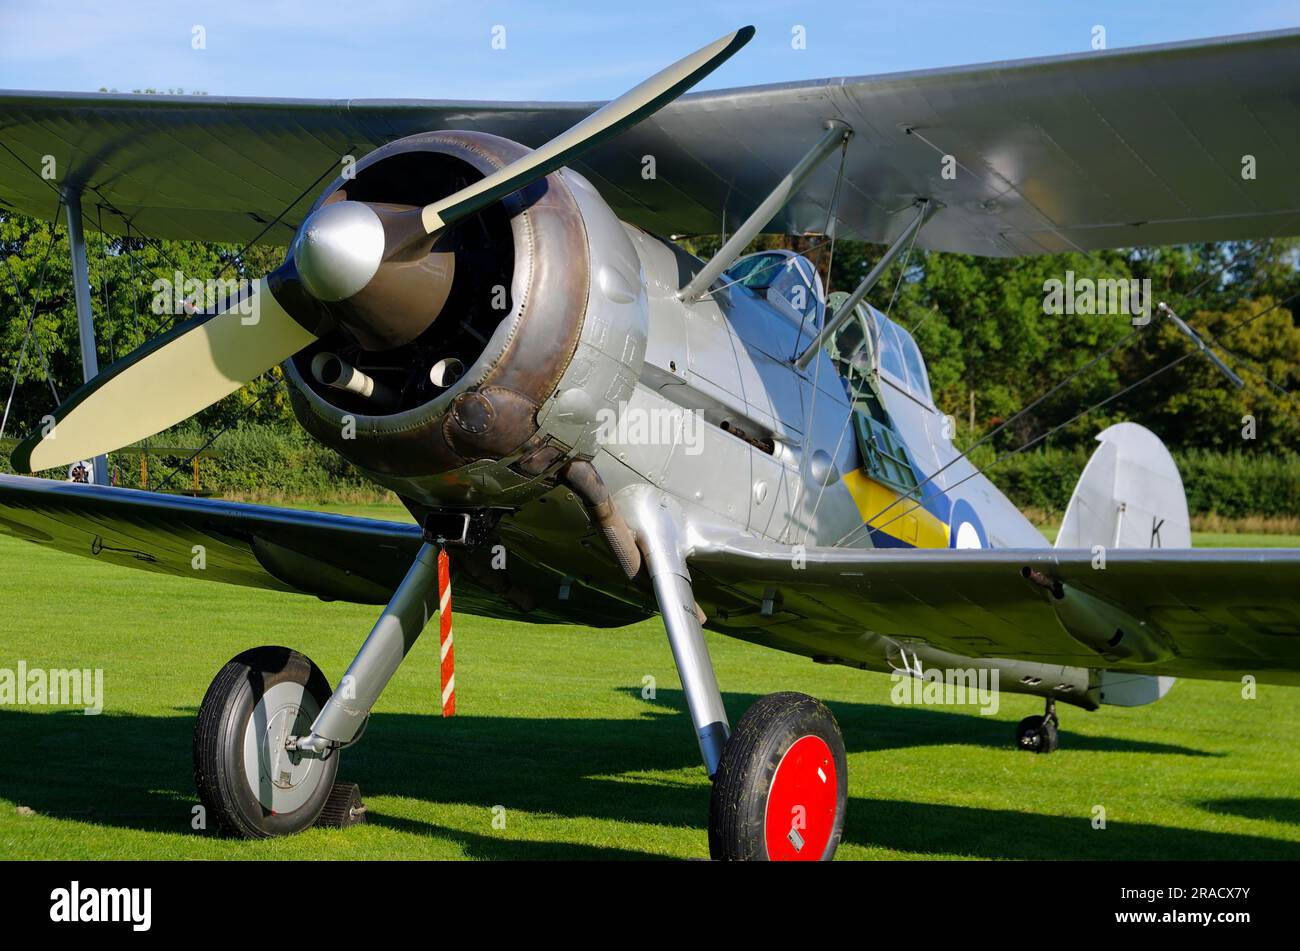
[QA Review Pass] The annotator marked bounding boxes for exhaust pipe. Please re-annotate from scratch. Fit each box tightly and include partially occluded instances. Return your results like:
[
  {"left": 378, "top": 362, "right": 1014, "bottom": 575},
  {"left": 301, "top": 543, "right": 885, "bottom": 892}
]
[
  {"left": 429, "top": 357, "right": 464, "bottom": 389},
  {"left": 560, "top": 459, "right": 641, "bottom": 580},
  {"left": 311, "top": 352, "right": 397, "bottom": 407}
]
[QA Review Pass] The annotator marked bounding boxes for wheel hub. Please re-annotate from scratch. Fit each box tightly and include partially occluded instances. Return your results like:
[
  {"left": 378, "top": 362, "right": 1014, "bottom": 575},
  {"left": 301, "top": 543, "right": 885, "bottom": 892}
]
[
  {"left": 243, "top": 681, "right": 326, "bottom": 813},
  {"left": 763, "top": 734, "right": 839, "bottom": 860},
  {"left": 264, "top": 708, "right": 309, "bottom": 789}
]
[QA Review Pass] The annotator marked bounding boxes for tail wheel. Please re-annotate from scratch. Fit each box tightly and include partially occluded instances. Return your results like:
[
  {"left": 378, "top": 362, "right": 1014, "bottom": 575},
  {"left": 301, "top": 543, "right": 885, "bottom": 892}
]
[
  {"left": 1015, "top": 714, "right": 1059, "bottom": 754},
  {"left": 708, "top": 692, "right": 847, "bottom": 861},
  {"left": 193, "top": 646, "right": 339, "bottom": 838}
]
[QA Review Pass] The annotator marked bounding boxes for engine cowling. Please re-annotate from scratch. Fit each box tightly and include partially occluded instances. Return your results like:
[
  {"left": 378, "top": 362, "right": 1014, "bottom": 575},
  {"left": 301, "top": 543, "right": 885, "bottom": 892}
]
[{"left": 283, "top": 131, "right": 648, "bottom": 510}]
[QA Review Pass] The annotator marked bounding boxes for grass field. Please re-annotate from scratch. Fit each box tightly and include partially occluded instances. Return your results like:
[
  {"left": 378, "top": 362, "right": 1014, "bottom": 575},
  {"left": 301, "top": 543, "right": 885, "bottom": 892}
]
[{"left": 1, "top": 503, "right": 1298, "bottom": 860}]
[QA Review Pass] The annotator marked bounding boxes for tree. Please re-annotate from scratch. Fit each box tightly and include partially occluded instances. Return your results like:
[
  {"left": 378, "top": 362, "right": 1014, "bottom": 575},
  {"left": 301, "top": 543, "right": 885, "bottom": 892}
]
[
  {"left": 1, "top": 211, "right": 291, "bottom": 443},
  {"left": 4, "top": 211, "right": 1297, "bottom": 457},
  {"left": 682, "top": 230, "right": 1298, "bottom": 453}
]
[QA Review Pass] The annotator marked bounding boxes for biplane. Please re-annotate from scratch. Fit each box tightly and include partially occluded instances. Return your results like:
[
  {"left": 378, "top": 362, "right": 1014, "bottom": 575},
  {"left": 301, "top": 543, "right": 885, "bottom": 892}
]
[{"left": 1, "top": 25, "right": 1298, "bottom": 860}]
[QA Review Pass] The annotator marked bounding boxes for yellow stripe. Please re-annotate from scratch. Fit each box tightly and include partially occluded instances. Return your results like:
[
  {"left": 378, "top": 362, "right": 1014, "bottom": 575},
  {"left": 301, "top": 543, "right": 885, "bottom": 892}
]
[{"left": 841, "top": 469, "right": 949, "bottom": 548}]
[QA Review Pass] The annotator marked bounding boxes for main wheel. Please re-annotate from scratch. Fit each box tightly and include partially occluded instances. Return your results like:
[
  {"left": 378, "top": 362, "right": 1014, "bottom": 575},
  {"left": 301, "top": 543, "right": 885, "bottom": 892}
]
[
  {"left": 1015, "top": 714, "right": 1059, "bottom": 754},
  {"left": 193, "top": 646, "right": 339, "bottom": 838},
  {"left": 708, "top": 692, "right": 847, "bottom": 861}
]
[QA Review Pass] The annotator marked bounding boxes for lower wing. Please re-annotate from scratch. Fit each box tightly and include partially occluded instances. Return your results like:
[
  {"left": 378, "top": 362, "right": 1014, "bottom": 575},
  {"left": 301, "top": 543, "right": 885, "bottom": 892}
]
[
  {"left": 689, "top": 536, "right": 1300, "bottom": 685},
  {"left": 0, "top": 474, "right": 645, "bottom": 626}
]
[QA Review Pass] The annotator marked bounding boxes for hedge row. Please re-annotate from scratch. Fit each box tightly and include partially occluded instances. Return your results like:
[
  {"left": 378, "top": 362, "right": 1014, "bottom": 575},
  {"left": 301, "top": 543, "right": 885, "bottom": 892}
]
[
  {"left": 1, "top": 424, "right": 373, "bottom": 498},
  {"left": 984, "top": 446, "right": 1299, "bottom": 518},
  {"left": 3, "top": 423, "right": 1296, "bottom": 518}
]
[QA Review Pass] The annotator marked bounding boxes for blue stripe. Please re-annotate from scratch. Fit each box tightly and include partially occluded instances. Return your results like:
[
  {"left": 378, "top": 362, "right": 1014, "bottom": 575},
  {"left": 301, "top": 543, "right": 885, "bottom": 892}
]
[{"left": 867, "top": 527, "right": 916, "bottom": 549}]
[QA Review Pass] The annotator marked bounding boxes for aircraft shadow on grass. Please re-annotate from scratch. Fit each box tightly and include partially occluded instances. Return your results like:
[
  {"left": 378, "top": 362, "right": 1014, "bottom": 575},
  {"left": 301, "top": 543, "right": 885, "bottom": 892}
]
[
  {"left": 2, "top": 690, "right": 1293, "bottom": 860},
  {"left": 1196, "top": 797, "right": 1300, "bottom": 825}
]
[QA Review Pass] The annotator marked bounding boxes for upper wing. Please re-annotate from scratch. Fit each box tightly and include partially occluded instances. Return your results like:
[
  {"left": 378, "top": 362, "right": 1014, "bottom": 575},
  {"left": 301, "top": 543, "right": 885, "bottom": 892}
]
[
  {"left": 2, "top": 29, "right": 1299, "bottom": 254},
  {"left": 0, "top": 474, "right": 647, "bottom": 626},
  {"left": 689, "top": 537, "right": 1300, "bottom": 685}
]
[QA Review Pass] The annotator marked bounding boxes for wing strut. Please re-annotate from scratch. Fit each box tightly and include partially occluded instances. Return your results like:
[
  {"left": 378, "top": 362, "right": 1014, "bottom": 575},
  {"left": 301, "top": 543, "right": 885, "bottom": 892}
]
[
  {"left": 677, "top": 119, "right": 851, "bottom": 303},
  {"left": 61, "top": 188, "right": 107, "bottom": 485},
  {"left": 794, "top": 198, "right": 936, "bottom": 369}
]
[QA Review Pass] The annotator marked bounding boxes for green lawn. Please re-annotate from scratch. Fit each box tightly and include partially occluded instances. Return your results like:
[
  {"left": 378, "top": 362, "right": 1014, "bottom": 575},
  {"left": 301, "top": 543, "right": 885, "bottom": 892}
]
[
  {"left": 1036, "top": 525, "right": 1300, "bottom": 548},
  {"left": 1, "top": 504, "right": 1297, "bottom": 860}
]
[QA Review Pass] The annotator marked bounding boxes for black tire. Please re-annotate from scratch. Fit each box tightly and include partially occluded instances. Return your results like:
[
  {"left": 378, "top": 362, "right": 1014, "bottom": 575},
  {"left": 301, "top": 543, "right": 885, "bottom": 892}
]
[
  {"left": 193, "top": 646, "right": 339, "bottom": 839},
  {"left": 1015, "top": 714, "right": 1059, "bottom": 754},
  {"left": 709, "top": 692, "right": 847, "bottom": 861}
]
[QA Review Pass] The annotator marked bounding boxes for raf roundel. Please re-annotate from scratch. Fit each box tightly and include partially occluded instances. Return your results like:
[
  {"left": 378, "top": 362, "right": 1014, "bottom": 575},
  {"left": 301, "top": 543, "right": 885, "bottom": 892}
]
[{"left": 949, "top": 498, "right": 989, "bottom": 549}]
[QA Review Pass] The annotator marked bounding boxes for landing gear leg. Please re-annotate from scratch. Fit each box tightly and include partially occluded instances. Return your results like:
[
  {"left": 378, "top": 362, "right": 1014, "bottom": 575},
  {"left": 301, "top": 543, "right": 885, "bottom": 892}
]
[
  {"left": 1016, "top": 698, "right": 1060, "bottom": 754},
  {"left": 626, "top": 490, "right": 847, "bottom": 861},
  {"left": 630, "top": 493, "right": 729, "bottom": 775},
  {"left": 293, "top": 542, "right": 442, "bottom": 754}
]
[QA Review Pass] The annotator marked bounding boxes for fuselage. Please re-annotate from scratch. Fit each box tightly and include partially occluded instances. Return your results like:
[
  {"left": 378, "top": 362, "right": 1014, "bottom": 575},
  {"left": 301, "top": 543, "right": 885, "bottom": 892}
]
[
  {"left": 488, "top": 211, "right": 1083, "bottom": 703},
  {"left": 279, "top": 151, "right": 1072, "bottom": 702},
  {"left": 601, "top": 228, "right": 1047, "bottom": 554}
]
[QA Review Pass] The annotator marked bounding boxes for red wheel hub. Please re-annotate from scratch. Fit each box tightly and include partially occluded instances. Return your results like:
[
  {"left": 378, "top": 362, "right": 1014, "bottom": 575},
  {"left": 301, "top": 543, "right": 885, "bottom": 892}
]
[{"left": 763, "top": 734, "right": 838, "bottom": 860}]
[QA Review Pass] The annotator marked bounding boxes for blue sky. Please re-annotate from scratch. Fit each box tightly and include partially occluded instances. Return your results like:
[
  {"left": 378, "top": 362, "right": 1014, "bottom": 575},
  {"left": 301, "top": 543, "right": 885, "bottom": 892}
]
[{"left": 1, "top": 1, "right": 1297, "bottom": 101}]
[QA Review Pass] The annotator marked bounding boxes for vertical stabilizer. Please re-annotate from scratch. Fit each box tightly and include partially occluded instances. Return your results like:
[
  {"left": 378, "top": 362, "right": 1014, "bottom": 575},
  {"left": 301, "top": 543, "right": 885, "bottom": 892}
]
[
  {"left": 1058, "top": 422, "right": 1187, "bottom": 707},
  {"left": 1056, "top": 422, "right": 1191, "bottom": 550}
]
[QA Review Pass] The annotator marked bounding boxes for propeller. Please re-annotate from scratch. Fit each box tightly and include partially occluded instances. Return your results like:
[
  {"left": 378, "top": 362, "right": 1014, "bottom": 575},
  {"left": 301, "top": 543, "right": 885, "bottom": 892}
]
[
  {"left": 12, "top": 276, "right": 318, "bottom": 474},
  {"left": 12, "top": 26, "right": 754, "bottom": 474},
  {"left": 412, "top": 25, "right": 755, "bottom": 241},
  {"left": 296, "top": 24, "right": 756, "bottom": 348}
]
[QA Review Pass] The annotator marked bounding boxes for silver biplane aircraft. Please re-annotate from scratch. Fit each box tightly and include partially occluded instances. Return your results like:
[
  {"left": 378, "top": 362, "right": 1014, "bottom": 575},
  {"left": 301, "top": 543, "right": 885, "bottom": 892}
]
[{"left": 1, "top": 25, "right": 1298, "bottom": 860}]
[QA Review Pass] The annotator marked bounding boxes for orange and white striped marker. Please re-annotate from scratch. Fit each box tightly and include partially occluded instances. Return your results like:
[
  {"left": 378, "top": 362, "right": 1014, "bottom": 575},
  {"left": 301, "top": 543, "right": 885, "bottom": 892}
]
[{"left": 437, "top": 548, "right": 455, "bottom": 717}]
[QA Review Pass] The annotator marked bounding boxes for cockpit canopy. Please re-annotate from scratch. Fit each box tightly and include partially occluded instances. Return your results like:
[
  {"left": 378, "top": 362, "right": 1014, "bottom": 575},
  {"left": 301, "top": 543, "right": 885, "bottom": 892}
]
[
  {"left": 726, "top": 250, "right": 825, "bottom": 329},
  {"left": 726, "top": 250, "right": 931, "bottom": 407},
  {"left": 873, "top": 310, "right": 932, "bottom": 405},
  {"left": 823, "top": 296, "right": 931, "bottom": 406}
]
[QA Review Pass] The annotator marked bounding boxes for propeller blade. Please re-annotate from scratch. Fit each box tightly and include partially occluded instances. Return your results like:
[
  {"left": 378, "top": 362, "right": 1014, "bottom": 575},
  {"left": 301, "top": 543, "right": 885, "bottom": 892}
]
[
  {"left": 11, "top": 276, "right": 318, "bottom": 473},
  {"left": 416, "top": 25, "right": 755, "bottom": 237}
]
